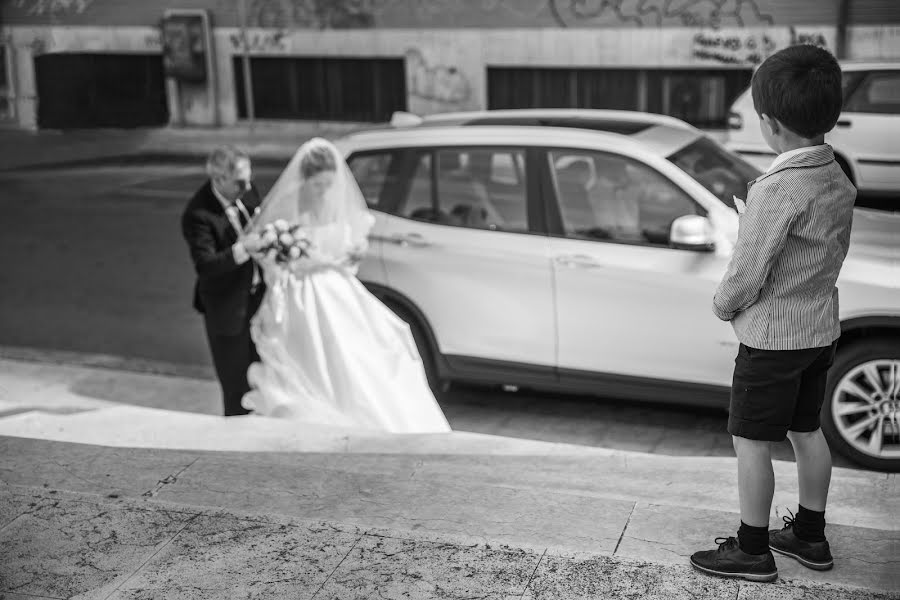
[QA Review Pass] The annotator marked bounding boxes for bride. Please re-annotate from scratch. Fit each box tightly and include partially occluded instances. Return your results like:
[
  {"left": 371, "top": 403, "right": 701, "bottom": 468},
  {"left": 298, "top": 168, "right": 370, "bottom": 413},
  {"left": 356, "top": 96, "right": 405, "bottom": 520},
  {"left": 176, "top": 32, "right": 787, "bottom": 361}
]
[{"left": 241, "top": 138, "right": 451, "bottom": 433}]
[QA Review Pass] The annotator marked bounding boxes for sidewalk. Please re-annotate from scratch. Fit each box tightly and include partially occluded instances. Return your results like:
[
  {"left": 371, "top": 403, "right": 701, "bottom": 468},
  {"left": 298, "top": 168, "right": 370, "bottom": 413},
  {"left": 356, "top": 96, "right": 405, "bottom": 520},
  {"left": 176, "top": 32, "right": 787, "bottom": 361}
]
[
  {"left": 0, "top": 356, "right": 898, "bottom": 598},
  {"left": 0, "top": 121, "right": 364, "bottom": 171}
]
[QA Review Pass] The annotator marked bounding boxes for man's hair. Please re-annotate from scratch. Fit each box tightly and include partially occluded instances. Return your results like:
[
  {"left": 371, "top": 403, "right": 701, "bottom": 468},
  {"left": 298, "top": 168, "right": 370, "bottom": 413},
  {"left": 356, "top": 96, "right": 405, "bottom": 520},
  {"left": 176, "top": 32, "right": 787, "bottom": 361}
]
[
  {"left": 299, "top": 144, "right": 337, "bottom": 179},
  {"left": 751, "top": 44, "right": 843, "bottom": 139},
  {"left": 206, "top": 145, "right": 249, "bottom": 180}
]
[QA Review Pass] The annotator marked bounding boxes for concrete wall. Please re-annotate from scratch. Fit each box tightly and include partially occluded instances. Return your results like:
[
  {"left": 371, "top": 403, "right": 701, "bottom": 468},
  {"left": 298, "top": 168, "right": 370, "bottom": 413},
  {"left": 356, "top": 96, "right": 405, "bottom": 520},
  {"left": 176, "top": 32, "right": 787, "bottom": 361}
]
[
  {"left": 6, "top": 0, "right": 900, "bottom": 28},
  {"left": 1, "top": 23, "right": 898, "bottom": 129}
]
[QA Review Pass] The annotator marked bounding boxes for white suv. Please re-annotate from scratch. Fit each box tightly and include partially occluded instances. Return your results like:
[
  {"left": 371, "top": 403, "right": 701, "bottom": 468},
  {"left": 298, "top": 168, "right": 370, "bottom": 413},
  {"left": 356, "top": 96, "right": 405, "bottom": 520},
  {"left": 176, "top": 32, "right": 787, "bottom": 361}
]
[
  {"left": 337, "top": 110, "right": 900, "bottom": 471},
  {"left": 726, "top": 62, "right": 900, "bottom": 204}
]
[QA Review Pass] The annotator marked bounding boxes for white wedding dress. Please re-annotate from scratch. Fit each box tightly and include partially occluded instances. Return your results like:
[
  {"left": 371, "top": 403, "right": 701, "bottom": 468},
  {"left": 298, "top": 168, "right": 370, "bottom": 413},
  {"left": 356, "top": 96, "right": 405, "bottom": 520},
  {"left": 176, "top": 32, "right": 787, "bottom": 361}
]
[{"left": 242, "top": 218, "right": 451, "bottom": 433}]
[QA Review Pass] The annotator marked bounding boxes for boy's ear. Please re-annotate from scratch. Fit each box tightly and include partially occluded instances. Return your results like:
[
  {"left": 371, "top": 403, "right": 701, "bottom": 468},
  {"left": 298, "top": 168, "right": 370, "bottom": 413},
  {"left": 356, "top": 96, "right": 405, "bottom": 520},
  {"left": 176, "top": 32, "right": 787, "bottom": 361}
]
[{"left": 760, "top": 113, "right": 780, "bottom": 135}]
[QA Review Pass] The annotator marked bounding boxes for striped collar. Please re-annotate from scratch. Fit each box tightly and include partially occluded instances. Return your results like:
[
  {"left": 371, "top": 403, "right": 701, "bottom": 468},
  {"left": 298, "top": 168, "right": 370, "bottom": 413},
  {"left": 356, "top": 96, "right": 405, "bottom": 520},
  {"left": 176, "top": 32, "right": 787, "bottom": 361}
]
[
  {"left": 767, "top": 144, "right": 829, "bottom": 173},
  {"left": 748, "top": 144, "right": 835, "bottom": 190}
]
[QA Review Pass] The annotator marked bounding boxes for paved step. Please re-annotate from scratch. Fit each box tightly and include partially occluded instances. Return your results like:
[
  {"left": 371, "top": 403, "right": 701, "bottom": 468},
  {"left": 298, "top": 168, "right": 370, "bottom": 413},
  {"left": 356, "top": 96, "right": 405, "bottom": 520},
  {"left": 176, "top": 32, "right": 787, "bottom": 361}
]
[
  {"left": 3, "top": 436, "right": 898, "bottom": 595},
  {"left": 4, "top": 485, "right": 893, "bottom": 600}
]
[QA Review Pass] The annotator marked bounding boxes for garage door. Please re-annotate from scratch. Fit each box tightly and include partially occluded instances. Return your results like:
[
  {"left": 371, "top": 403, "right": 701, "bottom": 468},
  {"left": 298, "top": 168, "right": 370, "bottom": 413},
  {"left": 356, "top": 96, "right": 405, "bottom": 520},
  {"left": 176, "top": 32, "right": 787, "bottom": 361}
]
[{"left": 35, "top": 53, "right": 168, "bottom": 129}]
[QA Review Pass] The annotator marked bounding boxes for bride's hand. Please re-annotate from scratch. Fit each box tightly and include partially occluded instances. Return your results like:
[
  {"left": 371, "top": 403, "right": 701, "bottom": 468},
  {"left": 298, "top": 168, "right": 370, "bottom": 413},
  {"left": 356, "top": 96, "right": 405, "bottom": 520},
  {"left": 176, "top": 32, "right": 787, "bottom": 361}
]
[{"left": 346, "top": 241, "right": 367, "bottom": 263}]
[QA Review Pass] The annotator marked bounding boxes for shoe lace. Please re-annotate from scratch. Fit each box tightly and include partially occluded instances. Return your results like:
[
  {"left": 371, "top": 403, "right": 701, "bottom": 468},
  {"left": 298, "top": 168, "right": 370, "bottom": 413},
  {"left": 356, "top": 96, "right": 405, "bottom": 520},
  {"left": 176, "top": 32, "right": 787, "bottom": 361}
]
[
  {"left": 780, "top": 508, "right": 796, "bottom": 531},
  {"left": 715, "top": 536, "right": 739, "bottom": 552}
]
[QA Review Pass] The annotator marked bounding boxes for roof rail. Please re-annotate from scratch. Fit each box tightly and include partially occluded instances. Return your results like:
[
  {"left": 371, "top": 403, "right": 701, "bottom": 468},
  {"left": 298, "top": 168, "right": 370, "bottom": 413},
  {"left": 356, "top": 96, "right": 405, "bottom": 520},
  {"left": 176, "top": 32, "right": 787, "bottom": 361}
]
[{"left": 390, "top": 111, "right": 424, "bottom": 127}]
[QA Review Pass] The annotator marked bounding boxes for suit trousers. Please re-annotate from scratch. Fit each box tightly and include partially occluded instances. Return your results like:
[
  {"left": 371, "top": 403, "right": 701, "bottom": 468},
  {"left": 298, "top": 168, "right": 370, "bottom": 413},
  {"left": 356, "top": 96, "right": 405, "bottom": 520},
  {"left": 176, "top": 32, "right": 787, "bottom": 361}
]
[{"left": 204, "top": 292, "right": 264, "bottom": 416}]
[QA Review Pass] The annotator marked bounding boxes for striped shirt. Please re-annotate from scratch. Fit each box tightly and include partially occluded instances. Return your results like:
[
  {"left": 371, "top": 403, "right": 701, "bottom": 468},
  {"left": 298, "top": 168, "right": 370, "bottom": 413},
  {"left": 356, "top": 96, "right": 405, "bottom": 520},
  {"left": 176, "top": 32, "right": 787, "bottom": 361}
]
[{"left": 713, "top": 145, "right": 856, "bottom": 350}]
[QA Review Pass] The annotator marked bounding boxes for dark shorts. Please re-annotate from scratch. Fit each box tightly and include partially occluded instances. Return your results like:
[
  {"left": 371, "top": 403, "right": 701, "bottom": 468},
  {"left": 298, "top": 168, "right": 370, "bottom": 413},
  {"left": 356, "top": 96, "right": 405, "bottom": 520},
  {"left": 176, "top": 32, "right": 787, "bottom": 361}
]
[{"left": 728, "top": 341, "right": 837, "bottom": 442}]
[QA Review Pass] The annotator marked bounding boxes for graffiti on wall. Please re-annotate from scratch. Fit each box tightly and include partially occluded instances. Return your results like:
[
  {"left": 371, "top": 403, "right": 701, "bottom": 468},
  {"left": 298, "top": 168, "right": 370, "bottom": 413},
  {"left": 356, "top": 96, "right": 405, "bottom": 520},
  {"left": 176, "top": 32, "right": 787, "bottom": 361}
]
[
  {"left": 549, "top": 0, "right": 775, "bottom": 29},
  {"left": 691, "top": 26, "right": 828, "bottom": 65},
  {"left": 13, "top": 0, "right": 94, "bottom": 17},
  {"left": 144, "top": 32, "right": 162, "bottom": 51},
  {"left": 228, "top": 30, "right": 288, "bottom": 52},
  {"left": 691, "top": 31, "right": 776, "bottom": 65},
  {"left": 406, "top": 48, "right": 471, "bottom": 105},
  {"left": 247, "top": 0, "right": 381, "bottom": 28},
  {"left": 243, "top": 0, "right": 780, "bottom": 30}
]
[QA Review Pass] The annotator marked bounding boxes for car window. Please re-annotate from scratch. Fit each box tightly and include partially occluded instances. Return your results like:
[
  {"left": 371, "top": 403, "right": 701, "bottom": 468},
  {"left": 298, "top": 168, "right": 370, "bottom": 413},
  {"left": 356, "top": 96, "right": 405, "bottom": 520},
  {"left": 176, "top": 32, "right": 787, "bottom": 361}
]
[
  {"left": 668, "top": 136, "right": 760, "bottom": 210},
  {"left": 490, "top": 152, "right": 524, "bottom": 185},
  {"left": 347, "top": 151, "right": 399, "bottom": 208},
  {"left": 549, "top": 150, "right": 701, "bottom": 247},
  {"left": 841, "top": 71, "right": 866, "bottom": 106},
  {"left": 844, "top": 71, "right": 900, "bottom": 115},
  {"left": 398, "top": 148, "right": 529, "bottom": 232}
]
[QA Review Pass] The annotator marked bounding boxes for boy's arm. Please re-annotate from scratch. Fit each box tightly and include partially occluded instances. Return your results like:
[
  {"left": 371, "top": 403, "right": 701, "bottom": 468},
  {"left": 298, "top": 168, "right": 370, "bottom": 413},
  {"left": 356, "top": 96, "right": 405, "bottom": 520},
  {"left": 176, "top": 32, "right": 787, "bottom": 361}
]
[{"left": 713, "top": 183, "right": 798, "bottom": 321}]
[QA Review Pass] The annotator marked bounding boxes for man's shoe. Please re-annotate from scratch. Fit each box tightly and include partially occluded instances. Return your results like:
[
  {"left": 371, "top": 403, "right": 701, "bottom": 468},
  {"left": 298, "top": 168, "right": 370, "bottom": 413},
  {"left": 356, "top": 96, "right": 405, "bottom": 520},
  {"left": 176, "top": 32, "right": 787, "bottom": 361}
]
[
  {"left": 690, "top": 537, "right": 778, "bottom": 583},
  {"left": 769, "top": 513, "right": 834, "bottom": 571}
]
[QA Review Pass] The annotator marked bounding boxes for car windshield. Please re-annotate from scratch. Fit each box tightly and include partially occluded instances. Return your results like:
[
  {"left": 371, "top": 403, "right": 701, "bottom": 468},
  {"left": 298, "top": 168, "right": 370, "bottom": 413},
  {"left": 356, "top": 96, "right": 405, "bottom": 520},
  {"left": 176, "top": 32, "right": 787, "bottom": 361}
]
[{"left": 667, "top": 136, "right": 761, "bottom": 210}]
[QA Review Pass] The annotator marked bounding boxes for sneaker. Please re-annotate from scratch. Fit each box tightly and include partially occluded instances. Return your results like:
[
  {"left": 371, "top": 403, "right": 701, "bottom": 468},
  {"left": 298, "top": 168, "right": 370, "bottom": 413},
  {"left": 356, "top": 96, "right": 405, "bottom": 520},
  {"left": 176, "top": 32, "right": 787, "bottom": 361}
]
[
  {"left": 769, "top": 512, "right": 834, "bottom": 571},
  {"left": 690, "top": 536, "right": 778, "bottom": 583}
]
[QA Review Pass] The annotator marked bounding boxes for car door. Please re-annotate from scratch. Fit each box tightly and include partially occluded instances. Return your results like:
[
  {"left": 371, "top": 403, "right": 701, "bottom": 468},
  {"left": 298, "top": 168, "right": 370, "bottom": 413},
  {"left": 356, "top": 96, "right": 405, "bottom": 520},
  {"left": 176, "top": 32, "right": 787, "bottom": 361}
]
[
  {"left": 544, "top": 147, "right": 736, "bottom": 391},
  {"left": 347, "top": 149, "right": 402, "bottom": 285},
  {"left": 830, "top": 70, "right": 900, "bottom": 192},
  {"left": 379, "top": 145, "right": 556, "bottom": 372}
]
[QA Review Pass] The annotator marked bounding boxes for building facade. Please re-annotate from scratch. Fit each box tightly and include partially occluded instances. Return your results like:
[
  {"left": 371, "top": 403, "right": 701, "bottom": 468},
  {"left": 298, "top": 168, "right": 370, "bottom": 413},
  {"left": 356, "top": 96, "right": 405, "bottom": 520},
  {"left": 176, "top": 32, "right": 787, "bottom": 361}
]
[{"left": 1, "top": 0, "right": 899, "bottom": 130}]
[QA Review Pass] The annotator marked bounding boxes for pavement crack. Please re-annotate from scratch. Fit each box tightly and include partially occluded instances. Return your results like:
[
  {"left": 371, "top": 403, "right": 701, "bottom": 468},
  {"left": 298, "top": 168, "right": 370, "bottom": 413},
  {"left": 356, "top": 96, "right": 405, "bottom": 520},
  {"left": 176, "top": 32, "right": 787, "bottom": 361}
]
[
  {"left": 310, "top": 534, "right": 362, "bottom": 599},
  {"left": 100, "top": 513, "right": 200, "bottom": 600},
  {"left": 141, "top": 457, "right": 199, "bottom": 498},
  {"left": 520, "top": 548, "right": 547, "bottom": 600},
  {"left": 46, "top": 458, "right": 107, "bottom": 487},
  {"left": 613, "top": 501, "right": 637, "bottom": 555}
]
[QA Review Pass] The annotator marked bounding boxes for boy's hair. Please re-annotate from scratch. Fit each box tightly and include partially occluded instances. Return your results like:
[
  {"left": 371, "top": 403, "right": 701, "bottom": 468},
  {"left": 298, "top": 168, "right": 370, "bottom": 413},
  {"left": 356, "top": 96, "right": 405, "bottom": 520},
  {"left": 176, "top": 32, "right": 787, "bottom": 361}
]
[{"left": 751, "top": 44, "right": 843, "bottom": 138}]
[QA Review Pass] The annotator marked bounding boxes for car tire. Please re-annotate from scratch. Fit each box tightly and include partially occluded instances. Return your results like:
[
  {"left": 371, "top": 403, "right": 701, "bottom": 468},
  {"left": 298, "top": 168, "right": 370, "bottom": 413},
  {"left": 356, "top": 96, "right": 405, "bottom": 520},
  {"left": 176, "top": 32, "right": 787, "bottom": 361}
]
[
  {"left": 821, "top": 338, "right": 900, "bottom": 472},
  {"left": 383, "top": 301, "right": 443, "bottom": 395}
]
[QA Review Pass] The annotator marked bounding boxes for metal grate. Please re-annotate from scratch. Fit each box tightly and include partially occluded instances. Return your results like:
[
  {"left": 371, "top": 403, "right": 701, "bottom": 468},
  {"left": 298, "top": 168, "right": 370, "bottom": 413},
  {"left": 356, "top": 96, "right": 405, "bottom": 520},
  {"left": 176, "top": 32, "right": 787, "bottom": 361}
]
[{"left": 233, "top": 56, "right": 406, "bottom": 122}]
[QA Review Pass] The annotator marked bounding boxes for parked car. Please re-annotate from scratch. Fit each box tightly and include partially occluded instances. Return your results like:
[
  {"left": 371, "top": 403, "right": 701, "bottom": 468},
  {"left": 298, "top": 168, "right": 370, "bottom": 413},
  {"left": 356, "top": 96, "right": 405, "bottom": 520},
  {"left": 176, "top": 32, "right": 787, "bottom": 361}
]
[
  {"left": 726, "top": 62, "right": 900, "bottom": 205},
  {"left": 336, "top": 112, "right": 900, "bottom": 471}
]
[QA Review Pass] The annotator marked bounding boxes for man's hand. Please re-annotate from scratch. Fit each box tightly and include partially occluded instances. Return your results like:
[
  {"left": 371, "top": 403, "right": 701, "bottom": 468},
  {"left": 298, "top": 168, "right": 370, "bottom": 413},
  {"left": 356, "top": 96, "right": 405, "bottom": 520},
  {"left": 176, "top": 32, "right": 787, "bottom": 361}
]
[{"left": 240, "top": 233, "right": 267, "bottom": 255}]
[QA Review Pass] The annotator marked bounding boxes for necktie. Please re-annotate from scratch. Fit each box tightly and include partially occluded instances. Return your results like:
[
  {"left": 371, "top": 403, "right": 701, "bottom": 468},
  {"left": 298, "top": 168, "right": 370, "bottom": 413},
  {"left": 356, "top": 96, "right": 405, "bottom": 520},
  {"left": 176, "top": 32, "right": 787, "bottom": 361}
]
[{"left": 234, "top": 199, "right": 252, "bottom": 231}]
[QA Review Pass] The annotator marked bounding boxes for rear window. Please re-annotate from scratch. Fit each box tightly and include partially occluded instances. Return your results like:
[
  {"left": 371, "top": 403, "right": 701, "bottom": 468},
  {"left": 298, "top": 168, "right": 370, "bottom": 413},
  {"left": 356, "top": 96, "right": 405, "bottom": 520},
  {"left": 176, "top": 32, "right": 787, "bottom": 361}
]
[
  {"left": 668, "top": 137, "right": 761, "bottom": 210},
  {"left": 347, "top": 151, "right": 401, "bottom": 208}
]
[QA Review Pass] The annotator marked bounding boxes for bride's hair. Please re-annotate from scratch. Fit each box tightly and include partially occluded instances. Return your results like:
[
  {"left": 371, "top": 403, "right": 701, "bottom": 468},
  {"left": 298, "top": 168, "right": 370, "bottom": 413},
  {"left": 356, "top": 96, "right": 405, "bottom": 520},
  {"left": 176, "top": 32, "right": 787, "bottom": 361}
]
[{"left": 300, "top": 143, "right": 337, "bottom": 179}]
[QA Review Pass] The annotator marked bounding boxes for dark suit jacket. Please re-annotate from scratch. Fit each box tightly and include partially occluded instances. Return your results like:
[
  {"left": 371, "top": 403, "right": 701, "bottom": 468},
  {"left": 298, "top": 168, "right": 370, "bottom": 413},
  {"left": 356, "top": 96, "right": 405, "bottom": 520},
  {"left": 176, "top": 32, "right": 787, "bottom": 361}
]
[{"left": 181, "top": 181, "right": 265, "bottom": 336}]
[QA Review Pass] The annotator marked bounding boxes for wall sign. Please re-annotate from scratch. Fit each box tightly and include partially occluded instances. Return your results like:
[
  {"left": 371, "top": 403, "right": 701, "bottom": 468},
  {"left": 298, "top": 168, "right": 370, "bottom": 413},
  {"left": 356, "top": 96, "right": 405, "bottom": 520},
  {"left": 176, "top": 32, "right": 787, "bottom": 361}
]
[{"left": 162, "top": 11, "right": 211, "bottom": 82}]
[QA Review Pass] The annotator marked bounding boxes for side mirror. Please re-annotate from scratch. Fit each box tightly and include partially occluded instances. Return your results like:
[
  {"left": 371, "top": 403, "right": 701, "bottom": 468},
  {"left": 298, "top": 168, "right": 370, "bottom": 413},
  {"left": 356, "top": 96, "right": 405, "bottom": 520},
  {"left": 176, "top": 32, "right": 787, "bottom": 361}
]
[{"left": 670, "top": 215, "right": 715, "bottom": 252}]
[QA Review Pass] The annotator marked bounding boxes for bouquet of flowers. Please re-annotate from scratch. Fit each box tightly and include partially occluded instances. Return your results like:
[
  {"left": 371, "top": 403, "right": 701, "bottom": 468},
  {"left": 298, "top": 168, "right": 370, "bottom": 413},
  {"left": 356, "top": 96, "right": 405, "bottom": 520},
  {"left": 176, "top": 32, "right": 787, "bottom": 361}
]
[{"left": 258, "top": 219, "right": 313, "bottom": 264}]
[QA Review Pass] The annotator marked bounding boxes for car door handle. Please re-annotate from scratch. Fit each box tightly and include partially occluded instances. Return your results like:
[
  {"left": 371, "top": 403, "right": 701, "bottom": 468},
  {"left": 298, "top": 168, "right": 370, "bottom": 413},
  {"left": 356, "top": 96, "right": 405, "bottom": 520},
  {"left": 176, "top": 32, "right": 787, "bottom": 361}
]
[
  {"left": 554, "top": 254, "right": 603, "bottom": 268},
  {"left": 391, "top": 233, "right": 430, "bottom": 248},
  {"left": 836, "top": 119, "right": 852, "bottom": 128}
]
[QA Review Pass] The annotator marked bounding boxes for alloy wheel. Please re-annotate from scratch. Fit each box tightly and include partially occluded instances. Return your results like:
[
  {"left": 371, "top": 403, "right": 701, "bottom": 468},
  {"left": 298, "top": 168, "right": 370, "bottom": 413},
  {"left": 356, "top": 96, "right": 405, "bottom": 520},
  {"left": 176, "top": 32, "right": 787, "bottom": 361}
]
[{"left": 832, "top": 359, "right": 900, "bottom": 459}]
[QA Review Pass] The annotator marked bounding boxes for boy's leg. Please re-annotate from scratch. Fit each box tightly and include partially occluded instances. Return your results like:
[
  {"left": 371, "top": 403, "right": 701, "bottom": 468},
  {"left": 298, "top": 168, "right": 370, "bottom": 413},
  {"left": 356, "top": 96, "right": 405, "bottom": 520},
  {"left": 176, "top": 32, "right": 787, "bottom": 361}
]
[
  {"left": 787, "top": 342, "right": 837, "bottom": 512},
  {"left": 787, "top": 428, "right": 832, "bottom": 512},
  {"left": 769, "top": 344, "right": 836, "bottom": 570},
  {"left": 690, "top": 344, "right": 794, "bottom": 583},
  {"left": 734, "top": 435, "right": 775, "bottom": 527}
]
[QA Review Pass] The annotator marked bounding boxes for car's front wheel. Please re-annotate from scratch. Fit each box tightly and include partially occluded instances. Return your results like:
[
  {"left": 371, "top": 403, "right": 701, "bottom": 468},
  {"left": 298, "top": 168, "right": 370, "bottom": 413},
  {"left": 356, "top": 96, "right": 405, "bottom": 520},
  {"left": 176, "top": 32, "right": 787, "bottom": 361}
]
[{"left": 821, "top": 339, "right": 900, "bottom": 472}]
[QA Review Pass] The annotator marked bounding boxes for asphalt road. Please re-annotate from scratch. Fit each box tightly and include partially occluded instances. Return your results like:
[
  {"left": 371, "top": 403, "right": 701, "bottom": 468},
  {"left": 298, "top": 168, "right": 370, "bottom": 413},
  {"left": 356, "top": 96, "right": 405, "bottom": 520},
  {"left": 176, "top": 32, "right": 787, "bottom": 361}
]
[{"left": 0, "top": 163, "right": 858, "bottom": 467}]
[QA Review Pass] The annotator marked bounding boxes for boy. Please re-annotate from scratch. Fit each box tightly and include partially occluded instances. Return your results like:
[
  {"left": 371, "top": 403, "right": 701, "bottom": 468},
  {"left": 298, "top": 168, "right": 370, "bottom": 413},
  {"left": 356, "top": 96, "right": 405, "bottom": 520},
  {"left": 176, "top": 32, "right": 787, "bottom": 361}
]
[{"left": 690, "top": 44, "right": 856, "bottom": 583}]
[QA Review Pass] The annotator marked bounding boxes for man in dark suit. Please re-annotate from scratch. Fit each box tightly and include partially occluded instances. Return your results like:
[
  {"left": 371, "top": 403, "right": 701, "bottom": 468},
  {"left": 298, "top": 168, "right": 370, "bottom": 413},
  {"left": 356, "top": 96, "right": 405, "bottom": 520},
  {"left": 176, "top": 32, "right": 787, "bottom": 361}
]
[{"left": 181, "top": 145, "right": 267, "bottom": 416}]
